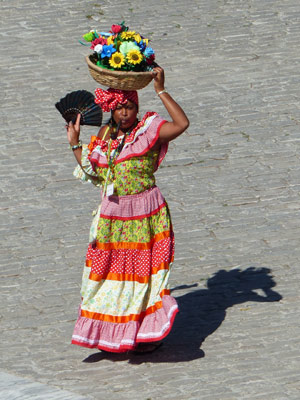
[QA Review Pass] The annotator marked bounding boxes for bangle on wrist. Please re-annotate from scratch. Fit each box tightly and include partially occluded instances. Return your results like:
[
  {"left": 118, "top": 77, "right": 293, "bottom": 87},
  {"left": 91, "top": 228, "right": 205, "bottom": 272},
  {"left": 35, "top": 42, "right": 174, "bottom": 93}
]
[
  {"left": 70, "top": 140, "right": 82, "bottom": 151},
  {"left": 157, "top": 89, "right": 168, "bottom": 96}
]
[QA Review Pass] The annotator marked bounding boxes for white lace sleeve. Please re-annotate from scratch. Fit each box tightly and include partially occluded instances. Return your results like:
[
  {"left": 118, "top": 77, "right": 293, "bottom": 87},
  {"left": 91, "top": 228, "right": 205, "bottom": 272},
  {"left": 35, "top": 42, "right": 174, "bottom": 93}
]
[{"left": 73, "top": 144, "right": 102, "bottom": 187}]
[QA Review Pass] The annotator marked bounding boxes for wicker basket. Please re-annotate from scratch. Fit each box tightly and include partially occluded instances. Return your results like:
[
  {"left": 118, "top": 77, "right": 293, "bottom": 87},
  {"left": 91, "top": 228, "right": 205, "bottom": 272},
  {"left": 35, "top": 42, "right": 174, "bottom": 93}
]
[{"left": 86, "top": 55, "right": 153, "bottom": 90}]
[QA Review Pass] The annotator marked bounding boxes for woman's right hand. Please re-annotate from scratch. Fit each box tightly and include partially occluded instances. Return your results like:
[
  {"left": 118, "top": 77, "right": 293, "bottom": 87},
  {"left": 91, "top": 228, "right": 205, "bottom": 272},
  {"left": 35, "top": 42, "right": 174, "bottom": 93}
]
[{"left": 66, "top": 113, "right": 81, "bottom": 146}]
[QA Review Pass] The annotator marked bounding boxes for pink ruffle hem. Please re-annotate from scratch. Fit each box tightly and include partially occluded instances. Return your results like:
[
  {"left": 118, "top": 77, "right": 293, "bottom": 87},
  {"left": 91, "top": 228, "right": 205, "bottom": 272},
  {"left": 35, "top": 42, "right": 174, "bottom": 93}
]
[{"left": 71, "top": 295, "right": 179, "bottom": 353}]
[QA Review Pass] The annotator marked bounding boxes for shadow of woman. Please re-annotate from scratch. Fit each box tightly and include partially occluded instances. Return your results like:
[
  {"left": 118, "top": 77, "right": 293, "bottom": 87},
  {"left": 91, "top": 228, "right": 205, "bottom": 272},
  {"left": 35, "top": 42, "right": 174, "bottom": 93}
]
[{"left": 83, "top": 267, "right": 282, "bottom": 364}]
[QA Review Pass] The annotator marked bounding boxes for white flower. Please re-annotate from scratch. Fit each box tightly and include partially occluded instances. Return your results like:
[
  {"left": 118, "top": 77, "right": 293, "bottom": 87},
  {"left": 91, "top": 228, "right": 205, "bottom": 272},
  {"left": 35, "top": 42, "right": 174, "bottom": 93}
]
[{"left": 94, "top": 44, "right": 103, "bottom": 54}]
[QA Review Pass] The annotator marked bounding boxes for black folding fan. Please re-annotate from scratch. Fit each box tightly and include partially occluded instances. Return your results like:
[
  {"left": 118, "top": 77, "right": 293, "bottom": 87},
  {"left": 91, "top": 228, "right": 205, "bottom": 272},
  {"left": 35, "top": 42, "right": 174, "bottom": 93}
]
[{"left": 55, "top": 90, "right": 103, "bottom": 126}]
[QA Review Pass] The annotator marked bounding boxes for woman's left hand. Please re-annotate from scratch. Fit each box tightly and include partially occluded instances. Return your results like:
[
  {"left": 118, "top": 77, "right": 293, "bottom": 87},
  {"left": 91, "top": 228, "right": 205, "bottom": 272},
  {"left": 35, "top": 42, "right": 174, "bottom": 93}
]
[{"left": 152, "top": 66, "right": 165, "bottom": 94}]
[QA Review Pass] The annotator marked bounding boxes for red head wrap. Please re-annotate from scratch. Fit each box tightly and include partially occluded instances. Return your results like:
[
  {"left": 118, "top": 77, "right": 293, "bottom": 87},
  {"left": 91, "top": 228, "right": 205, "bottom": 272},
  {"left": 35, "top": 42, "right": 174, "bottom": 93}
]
[{"left": 94, "top": 88, "right": 139, "bottom": 112}]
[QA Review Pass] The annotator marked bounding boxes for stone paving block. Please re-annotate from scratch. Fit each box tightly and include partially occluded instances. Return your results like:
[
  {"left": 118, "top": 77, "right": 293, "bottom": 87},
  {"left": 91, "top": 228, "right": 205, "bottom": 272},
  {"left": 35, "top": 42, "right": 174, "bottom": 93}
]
[{"left": 0, "top": 371, "right": 91, "bottom": 400}]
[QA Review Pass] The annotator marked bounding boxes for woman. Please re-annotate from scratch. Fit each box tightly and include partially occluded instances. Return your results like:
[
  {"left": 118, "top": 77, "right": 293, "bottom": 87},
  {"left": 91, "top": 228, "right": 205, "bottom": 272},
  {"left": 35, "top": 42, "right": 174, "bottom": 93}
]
[{"left": 67, "top": 66, "right": 189, "bottom": 353}]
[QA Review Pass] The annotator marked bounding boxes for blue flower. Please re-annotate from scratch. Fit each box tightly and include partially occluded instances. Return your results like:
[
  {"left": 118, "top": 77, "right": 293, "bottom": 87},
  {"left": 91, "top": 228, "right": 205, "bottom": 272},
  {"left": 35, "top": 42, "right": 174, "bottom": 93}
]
[
  {"left": 101, "top": 44, "right": 116, "bottom": 58},
  {"left": 144, "top": 47, "right": 155, "bottom": 57},
  {"left": 135, "top": 40, "right": 146, "bottom": 52}
]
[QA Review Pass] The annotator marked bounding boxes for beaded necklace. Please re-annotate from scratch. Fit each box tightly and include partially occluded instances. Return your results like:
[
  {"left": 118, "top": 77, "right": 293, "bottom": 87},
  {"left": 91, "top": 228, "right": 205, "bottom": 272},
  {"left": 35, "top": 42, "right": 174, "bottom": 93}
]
[{"left": 103, "top": 122, "right": 136, "bottom": 197}]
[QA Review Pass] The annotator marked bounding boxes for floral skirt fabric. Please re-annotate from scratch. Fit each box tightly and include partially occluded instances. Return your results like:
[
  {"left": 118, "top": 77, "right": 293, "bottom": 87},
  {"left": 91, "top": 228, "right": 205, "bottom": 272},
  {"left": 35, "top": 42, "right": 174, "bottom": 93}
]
[{"left": 71, "top": 186, "right": 179, "bottom": 352}]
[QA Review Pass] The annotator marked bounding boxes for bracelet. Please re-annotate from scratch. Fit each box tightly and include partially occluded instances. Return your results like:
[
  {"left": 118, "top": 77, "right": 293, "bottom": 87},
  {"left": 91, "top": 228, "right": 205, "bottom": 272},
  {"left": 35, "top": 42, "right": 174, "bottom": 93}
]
[
  {"left": 157, "top": 89, "right": 168, "bottom": 96},
  {"left": 70, "top": 140, "right": 82, "bottom": 151}
]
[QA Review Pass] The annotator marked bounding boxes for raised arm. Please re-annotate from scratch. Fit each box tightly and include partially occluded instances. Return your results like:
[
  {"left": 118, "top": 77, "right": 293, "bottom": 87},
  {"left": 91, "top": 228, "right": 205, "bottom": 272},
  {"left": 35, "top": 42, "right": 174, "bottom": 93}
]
[
  {"left": 66, "top": 113, "right": 82, "bottom": 165},
  {"left": 152, "top": 66, "right": 189, "bottom": 144}
]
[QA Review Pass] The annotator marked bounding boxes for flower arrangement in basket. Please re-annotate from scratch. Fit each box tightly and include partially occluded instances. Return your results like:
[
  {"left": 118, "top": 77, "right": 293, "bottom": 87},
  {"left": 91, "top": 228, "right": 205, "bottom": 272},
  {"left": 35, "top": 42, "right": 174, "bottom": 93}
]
[{"left": 81, "top": 22, "right": 156, "bottom": 90}]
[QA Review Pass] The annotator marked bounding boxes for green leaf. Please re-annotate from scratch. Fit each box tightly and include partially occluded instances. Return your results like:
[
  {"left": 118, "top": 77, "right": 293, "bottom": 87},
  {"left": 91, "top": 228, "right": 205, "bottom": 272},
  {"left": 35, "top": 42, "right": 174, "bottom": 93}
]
[{"left": 83, "top": 32, "right": 94, "bottom": 42}]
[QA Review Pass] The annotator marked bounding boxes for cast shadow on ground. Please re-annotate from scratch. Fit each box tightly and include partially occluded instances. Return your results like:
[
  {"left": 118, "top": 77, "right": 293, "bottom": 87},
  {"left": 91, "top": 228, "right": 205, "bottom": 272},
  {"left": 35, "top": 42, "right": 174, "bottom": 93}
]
[{"left": 83, "top": 267, "right": 282, "bottom": 364}]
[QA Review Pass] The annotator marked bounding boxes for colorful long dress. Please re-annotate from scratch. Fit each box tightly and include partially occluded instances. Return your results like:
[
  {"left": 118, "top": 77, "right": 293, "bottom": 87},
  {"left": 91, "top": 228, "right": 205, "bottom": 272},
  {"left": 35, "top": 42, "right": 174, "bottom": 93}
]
[{"left": 71, "top": 112, "right": 179, "bottom": 353}]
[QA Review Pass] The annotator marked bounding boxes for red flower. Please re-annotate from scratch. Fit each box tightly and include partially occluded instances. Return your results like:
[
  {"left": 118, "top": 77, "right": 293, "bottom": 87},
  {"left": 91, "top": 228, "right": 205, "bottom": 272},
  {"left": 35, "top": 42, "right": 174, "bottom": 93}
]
[
  {"left": 146, "top": 54, "right": 155, "bottom": 65},
  {"left": 111, "top": 24, "right": 122, "bottom": 34},
  {"left": 90, "top": 37, "right": 107, "bottom": 49}
]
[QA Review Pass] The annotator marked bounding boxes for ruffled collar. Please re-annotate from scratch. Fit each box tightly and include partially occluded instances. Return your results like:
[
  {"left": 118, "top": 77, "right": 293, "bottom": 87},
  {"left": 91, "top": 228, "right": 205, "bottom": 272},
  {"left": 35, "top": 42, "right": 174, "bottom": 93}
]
[{"left": 88, "top": 112, "right": 157, "bottom": 154}]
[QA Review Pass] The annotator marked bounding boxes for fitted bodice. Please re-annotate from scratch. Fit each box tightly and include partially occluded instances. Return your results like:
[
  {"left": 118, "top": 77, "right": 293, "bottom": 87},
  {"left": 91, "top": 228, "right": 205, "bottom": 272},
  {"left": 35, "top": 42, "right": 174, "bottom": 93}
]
[
  {"left": 73, "top": 113, "right": 168, "bottom": 195},
  {"left": 95, "top": 149, "right": 159, "bottom": 195}
]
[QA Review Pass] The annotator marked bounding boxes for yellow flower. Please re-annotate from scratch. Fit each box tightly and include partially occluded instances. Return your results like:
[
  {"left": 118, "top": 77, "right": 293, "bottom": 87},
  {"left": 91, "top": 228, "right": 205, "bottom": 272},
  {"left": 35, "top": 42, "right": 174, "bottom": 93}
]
[
  {"left": 126, "top": 49, "right": 143, "bottom": 65},
  {"left": 134, "top": 33, "right": 142, "bottom": 43},
  {"left": 109, "top": 52, "right": 125, "bottom": 69},
  {"left": 121, "top": 30, "right": 136, "bottom": 40},
  {"left": 107, "top": 35, "right": 115, "bottom": 45},
  {"left": 143, "top": 38, "right": 149, "bottom": 45}
]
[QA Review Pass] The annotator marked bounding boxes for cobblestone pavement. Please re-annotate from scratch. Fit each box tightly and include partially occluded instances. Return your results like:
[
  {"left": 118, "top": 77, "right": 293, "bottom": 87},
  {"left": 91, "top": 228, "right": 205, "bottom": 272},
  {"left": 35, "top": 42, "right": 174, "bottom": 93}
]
[{"left": 1, "top": 0, "right": 300, "bottom": 399}]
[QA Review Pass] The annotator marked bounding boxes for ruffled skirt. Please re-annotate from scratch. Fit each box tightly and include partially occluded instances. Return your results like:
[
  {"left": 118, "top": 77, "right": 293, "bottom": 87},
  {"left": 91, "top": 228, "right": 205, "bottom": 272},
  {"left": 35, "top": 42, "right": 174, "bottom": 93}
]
[{"left": 71, "top": 186, "right": 178, "bottom": 352}]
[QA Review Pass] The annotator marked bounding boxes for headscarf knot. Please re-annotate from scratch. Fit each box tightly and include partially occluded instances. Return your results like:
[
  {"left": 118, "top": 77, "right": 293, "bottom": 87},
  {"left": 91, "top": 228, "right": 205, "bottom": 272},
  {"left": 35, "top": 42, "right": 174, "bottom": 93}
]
[{"left": 94, "top": 88, "right": 138, "bottom": 112}]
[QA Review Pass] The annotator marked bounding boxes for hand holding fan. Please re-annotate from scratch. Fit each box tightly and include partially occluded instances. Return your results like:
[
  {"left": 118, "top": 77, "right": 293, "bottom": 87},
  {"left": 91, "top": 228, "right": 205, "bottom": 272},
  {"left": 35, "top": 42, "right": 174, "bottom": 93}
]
[{"left": 55, "top": 90, "right": 103, "bottom": 126}]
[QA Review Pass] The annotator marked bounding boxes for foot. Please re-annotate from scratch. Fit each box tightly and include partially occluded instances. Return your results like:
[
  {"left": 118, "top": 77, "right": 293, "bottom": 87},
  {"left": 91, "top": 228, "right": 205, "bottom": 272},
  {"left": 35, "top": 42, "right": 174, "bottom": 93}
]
[{"left": 132, "top": 341, "right": 163, "bottom": 354}]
